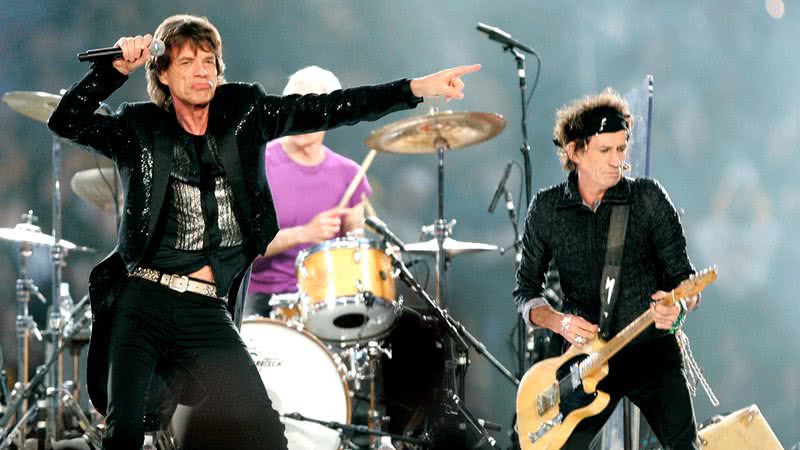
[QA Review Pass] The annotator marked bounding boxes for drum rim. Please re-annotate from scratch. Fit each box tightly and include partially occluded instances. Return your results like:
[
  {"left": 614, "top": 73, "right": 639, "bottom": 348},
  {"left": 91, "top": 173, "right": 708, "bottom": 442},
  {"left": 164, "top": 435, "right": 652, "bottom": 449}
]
[
  {"left": 301, "top": 296, "right": 402, "bottom": 343},
  {"left": 295, "top": 237, "right": 387, "bottom": 269},
  {"left": 240, "top": 317, "right": 353, "bottom": 423}
]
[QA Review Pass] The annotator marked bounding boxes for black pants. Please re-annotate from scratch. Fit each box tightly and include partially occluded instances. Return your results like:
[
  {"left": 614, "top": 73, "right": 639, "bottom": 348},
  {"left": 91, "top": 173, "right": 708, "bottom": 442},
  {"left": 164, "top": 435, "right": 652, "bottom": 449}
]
[
  {"left": 103, "top": 277, "right": 287, "bottom": 450},
  {"left": 563, "top": 336, "right": 699, "bottom": 450}
]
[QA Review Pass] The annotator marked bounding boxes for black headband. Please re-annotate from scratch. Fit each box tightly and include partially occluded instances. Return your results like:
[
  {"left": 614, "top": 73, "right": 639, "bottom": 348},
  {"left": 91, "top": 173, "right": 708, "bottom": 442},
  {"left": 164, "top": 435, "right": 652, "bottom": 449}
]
[{"left": 554, "top": 107, "right": 630, "bottom": 146}]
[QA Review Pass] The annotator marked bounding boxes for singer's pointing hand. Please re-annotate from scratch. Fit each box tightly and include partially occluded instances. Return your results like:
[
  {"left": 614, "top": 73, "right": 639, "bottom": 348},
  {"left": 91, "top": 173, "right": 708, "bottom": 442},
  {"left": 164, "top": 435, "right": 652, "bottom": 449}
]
[
  {"left": 112, "top": 34, "right": 154, "bottom": 76},
  {"left": 410, "top": 64, "right": 481, "bottom": 102}
]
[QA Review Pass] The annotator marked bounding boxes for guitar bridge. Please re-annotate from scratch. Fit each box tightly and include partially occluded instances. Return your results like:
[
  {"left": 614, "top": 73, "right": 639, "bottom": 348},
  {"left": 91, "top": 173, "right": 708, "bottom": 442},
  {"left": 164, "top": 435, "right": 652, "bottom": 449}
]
[
  {"left": 536, "top": 382, "right": 559, "bottom": 415},
  {"left": 528, "top": 413, "right": 563, "bottom": 444}
]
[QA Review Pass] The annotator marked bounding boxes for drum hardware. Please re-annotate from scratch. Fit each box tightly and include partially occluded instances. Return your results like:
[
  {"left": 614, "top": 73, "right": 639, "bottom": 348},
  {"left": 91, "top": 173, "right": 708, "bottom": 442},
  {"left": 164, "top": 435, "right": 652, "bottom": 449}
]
[
  {"left": 282, "top": 411, "right": 431, "bottom": 449},
  {"left": 337, "top": 341, "right": 392, "bottom": 392},
  {"left": 382, "top": 235, "right": 515, "bottom": 448},
  {"left": 4, "top": 88, "right": 106, "bottom": 446},
  {"left": 0, "top": 307, "right": 100, "bottom": 449}
]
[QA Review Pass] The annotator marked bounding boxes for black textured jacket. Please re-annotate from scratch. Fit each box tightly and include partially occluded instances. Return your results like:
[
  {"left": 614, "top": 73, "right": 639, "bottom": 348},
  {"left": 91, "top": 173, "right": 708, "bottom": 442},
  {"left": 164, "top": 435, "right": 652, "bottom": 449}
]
[
  {"left": 513, "top": 171, "right": 695, "bottom": 344},
  {"left": 47, "top": 62, "right": 421, "bottom": 414}
]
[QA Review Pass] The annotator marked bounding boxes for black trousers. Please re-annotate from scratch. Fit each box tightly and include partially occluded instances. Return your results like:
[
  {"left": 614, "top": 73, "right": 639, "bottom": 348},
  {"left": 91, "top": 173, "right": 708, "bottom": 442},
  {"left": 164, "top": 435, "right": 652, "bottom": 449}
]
[
  {"left": 563, "top": 335, "right": 699, "bottom": 450},
  {"left": 103, "top": 277, "right": 287, "bottom": 450}
]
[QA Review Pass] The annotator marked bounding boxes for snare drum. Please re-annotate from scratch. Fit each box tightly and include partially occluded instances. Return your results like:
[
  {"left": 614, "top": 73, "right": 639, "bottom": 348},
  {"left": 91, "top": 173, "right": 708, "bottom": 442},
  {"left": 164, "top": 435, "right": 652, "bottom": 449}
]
[
  {"left": 240, "top": 318, "right": 351, "bottom": 450},
  {"left": 296, "top": 237, "right": 400, "bottom": 342}
]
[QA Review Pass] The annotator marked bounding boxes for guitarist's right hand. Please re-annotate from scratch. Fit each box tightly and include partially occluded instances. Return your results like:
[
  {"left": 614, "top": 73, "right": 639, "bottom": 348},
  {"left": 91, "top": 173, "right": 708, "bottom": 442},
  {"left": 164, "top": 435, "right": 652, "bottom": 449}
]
[{"left": 554, "top": 313, "right": 599, "bottom": 348}]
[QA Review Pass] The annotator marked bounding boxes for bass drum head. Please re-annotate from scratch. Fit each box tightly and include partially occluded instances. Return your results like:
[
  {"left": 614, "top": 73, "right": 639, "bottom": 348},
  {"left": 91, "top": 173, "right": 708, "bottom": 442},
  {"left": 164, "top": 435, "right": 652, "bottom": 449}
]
[{"left": 241, "top": 318, "right": 350, "bottom": 450}]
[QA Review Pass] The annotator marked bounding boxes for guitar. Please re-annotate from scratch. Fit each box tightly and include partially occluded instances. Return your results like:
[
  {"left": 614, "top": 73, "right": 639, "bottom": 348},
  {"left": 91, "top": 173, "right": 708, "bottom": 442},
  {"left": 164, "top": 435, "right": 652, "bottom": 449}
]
[{"left": 515, "top": 267, "right": 717, "bottom": 450}]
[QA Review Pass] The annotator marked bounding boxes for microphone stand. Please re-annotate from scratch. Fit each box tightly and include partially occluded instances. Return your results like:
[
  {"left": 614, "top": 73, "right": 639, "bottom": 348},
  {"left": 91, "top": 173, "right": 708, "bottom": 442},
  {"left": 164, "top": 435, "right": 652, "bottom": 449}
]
[{"left": 507, "top": 48, "right": 533, "bottom": 386}]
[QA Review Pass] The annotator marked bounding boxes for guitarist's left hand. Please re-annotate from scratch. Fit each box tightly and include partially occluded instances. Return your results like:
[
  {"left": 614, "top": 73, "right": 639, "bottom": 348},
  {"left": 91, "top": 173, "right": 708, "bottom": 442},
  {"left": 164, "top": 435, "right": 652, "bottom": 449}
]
[{"left": 650, "top": 291, "right": 700, "bottom": 330}]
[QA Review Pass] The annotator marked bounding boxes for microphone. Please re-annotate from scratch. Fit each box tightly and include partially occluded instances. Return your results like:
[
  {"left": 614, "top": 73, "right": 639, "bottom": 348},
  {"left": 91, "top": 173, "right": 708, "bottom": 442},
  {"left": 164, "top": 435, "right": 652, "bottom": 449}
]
[
  {"left": 77, "top": 38, "right": 165, "bottom": 62},
  {"left": 365, "top": 216, "right": 406, "bottom": 252},
  {"left": 488, "top": 161, "right": 513, "bottom": 213},
  {"left": 476, "top": 23, "right": 535, "bottom": 54}
]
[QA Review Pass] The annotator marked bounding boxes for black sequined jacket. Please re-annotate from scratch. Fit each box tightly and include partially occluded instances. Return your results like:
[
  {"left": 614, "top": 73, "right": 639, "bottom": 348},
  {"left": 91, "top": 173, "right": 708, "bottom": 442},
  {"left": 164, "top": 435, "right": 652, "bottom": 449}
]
[
  {"left": 48, "top": 62, "right": 421, "bottom": 413},
  {"left": 513, "top": 171, "right": 695, "bottom": 345}
]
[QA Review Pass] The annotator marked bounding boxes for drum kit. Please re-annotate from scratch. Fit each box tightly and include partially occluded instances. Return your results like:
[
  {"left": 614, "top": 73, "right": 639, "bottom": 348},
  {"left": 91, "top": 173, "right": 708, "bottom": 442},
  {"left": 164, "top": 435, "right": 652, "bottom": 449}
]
[
  {"left": 240, "top": 108, "right": 522, "bottom": 449},
  {"left": 0, "top": 87, "right": 518, "bottom": 450}
]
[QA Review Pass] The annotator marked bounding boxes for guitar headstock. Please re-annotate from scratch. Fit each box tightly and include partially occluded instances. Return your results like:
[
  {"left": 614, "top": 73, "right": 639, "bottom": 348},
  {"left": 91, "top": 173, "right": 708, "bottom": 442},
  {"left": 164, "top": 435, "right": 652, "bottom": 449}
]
[{"left": 670, "top": 266, "right": 718, "bottom": 302}]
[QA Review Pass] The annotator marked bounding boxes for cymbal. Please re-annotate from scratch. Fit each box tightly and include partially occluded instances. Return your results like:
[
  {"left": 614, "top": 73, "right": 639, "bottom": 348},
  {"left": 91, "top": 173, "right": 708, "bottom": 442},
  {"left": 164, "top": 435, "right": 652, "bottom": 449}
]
[
  {"left": 404, "top": 237, "right": 498, "bottom": 257},
  {"left": 2, "top": 91, "right": 62, "bottom": 123},
  {"left": 0, "top": 223, "right": 93, "bottom": 252},
  {"left": 70, "top": 167, "right": 121, "bottom": 211},
  {"left": 365, "top": 110, "right": 506, "bottom": 154}
]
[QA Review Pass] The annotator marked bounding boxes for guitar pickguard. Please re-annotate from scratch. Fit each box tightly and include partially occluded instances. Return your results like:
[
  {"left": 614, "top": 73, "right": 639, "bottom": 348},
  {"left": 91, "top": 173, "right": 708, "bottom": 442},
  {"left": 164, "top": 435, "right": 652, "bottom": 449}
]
[{"left": 554, "top": 354, "right": 597, "bottom": 418}]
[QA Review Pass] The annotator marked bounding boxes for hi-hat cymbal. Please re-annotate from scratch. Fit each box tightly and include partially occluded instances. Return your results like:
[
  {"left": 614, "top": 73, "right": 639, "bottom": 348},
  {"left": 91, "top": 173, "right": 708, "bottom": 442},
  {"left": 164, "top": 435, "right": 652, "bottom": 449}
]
[
  {"left": 71, "top": 167, "right": 121, "bottom": 211},
  {"left": 0, "top": 223, "right": 93, "bottom": 252},
  {"left": 2, "top": 91, "right": 62, "bottom": 123},
  {"left": 365, "top": 110, "right": 506, "bottom": 154},
  {"left": 404, "top": 237, "right": 498, "bottom": 257}
]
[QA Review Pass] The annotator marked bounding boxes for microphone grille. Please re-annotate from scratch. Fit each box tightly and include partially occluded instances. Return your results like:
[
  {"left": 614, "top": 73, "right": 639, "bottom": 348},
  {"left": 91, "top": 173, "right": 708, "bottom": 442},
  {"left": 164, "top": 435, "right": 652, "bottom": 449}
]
[{"left": 149, "top": 38, "right": 166, "bottom": 57}]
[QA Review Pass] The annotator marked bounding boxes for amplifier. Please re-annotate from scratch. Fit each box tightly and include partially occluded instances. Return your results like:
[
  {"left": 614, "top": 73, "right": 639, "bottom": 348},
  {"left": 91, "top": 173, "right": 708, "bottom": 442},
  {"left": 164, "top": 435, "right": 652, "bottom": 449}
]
[{"left": 698, "top": 404, "right": 783, "bottom": 450}]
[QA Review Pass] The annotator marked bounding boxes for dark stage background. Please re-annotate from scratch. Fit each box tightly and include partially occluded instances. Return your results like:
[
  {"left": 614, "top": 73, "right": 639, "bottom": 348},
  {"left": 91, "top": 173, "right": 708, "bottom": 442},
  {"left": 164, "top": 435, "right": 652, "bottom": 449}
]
[{"left": 1, "top": 1, "right": 798, "bottom": 447}]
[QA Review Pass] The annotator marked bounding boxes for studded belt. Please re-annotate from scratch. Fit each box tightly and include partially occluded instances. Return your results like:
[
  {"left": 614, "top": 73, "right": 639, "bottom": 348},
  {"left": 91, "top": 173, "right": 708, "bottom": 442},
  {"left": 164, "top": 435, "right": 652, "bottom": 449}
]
[{"left": 129, "top": 267, "right": 221, "bottom": 299}]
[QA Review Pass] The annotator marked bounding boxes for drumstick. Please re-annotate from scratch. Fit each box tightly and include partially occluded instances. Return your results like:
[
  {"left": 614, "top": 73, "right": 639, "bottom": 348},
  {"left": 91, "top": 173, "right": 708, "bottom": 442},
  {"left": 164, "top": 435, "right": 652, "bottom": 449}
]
[{"left": 337, "top": 149, "right": 377, "bottom": 209}]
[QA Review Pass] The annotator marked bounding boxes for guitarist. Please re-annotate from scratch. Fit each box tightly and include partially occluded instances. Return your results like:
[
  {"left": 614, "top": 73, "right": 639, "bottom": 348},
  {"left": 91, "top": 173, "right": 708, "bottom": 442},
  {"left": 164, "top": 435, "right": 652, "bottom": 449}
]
[{"left": 513, "top": 89, "right": 701, "bottom": 449}]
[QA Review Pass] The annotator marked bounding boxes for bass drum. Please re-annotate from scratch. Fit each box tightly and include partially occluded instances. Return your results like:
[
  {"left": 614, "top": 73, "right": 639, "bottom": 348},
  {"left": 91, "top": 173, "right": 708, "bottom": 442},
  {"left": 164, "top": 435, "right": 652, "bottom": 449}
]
[{"left": 240, "top": 318, "right": 351, "bottom": 450}]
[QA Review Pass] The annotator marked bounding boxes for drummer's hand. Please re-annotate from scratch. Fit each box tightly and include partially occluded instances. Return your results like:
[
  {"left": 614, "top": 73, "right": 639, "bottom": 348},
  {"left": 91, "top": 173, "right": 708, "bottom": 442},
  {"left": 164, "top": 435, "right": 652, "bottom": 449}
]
[
  {"left": 111, "top": 34, "right": 154, "bottom": 76},
  {"left": 410, "top": 64, "right": 481, "bottom": 102},
  {"left": 301, "top": 208, "right": 345, "bottom": 244}
]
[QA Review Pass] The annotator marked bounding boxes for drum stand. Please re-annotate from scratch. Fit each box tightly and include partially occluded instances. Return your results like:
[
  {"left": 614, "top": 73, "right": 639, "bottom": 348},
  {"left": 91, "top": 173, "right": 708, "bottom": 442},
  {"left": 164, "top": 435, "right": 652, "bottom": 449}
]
[{"left": 337, "top": 340, "right": 393, "bottom": 448}]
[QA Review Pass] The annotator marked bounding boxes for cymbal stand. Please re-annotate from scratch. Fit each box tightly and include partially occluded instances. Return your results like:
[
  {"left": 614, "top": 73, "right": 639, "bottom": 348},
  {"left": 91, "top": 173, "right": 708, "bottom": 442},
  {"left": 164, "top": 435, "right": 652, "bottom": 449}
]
[
  {"left": 9, "top": 211, "right": 46, "bottom": 446},
  {"left": 48, "top": 134, "right": 67, "bottom": 441}
]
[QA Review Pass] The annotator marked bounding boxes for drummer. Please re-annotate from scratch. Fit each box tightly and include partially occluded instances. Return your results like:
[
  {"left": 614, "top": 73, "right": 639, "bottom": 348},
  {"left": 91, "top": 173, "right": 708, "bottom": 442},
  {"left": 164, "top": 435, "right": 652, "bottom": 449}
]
[{"left": 245, "top": 66, "right": 372, "bottom": 317}]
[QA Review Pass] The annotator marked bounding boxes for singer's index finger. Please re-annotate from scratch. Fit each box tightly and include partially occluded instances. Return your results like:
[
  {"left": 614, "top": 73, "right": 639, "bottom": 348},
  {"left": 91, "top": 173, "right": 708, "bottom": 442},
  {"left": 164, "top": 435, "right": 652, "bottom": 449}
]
[{"left": 448, "top": 64, "right": 482, "bottom": 77}]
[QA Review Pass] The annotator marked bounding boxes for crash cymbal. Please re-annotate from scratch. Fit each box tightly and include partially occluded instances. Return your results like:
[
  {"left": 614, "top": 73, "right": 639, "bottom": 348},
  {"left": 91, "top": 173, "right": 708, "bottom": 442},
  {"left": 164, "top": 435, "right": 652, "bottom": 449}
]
[
  {"left": 404, "top": 237, "right": 498, "bottom": 257},
  {"left": 2, "top": 91, "right": 62, "bottom": 123},
  {"left": 70, "top": 167, "right": 121, "bottom": 211},
  {"left": 365, "top": 110, "right": 506, "bottom": 154},
  {"left": 0, "top": 223, "right": 93, "bottom": 252}
]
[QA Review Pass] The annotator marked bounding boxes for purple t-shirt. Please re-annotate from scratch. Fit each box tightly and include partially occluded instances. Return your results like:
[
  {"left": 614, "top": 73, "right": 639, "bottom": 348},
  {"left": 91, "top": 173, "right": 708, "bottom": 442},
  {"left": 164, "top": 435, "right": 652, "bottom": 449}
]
[{"left": 248, "top": 139, "right": 372, "bottom": 295}]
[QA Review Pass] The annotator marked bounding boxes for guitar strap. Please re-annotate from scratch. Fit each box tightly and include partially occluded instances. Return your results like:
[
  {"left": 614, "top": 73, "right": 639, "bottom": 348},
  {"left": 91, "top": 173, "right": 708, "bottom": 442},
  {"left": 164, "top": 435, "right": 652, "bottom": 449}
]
[{"left": 598, "top": 204, "right": 630, "bottom": 340}]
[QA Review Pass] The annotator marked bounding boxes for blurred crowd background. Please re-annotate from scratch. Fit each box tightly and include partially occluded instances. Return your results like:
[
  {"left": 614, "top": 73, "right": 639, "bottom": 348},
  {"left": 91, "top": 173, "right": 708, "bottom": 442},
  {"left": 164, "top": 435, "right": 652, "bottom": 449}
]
[{"left": 1, "top": 0, "right": 798, "bottom": 447}]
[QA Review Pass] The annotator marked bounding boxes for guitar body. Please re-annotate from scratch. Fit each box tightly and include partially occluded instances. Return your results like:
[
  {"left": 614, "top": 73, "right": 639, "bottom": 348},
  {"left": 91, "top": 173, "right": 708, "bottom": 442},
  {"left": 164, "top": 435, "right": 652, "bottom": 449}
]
[
  {"left": 515, "top": 268, "right": 717, "bottom": 450},
  {"left": 516, "top": 339, "right": 611, "bottom": 450}
]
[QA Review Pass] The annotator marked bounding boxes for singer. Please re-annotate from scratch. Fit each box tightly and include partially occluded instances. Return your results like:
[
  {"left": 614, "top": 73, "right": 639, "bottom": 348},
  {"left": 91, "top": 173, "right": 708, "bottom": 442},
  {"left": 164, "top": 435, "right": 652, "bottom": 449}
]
[
  {"left": 48, "top": 14, "right": 480, "bottom": 450},
  {"left": 513, "top": 89, "right": 702, "bottom": 449}
]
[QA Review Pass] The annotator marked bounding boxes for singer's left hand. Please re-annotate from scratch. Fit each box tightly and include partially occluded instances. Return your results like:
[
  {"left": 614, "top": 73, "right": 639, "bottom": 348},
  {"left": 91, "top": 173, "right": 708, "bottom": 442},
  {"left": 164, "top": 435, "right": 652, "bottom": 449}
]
[{"left": 410, "top": 64, "right": 481, "bottom": 102}]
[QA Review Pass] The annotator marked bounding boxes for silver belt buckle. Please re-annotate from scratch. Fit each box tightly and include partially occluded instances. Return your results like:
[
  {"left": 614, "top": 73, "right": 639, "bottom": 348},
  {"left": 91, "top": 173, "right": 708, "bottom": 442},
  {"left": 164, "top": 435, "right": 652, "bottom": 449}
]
[{"left": 167, "top": 274, "right": 190, "bottom": 293}]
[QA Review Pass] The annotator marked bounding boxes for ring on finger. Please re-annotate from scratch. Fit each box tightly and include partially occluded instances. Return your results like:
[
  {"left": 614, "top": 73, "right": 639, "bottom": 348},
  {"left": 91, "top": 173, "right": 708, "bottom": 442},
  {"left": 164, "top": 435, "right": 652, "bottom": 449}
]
[{"left": 575, "top": 335, "right": 585, "bottom": 345}]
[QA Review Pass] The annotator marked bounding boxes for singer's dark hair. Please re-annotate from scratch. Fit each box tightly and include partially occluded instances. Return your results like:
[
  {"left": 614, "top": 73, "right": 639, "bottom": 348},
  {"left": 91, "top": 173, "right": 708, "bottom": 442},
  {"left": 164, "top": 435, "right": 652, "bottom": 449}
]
[
  {"left": 552, "top": 88, "right": 633, "bottom": 171},
  {"left": 146, "top": 14, "right": 226, "bottom": 109}
]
